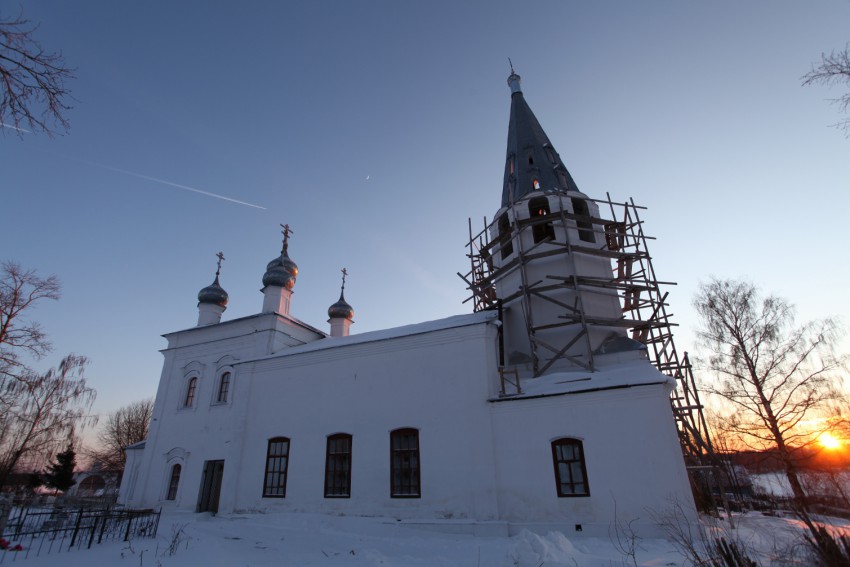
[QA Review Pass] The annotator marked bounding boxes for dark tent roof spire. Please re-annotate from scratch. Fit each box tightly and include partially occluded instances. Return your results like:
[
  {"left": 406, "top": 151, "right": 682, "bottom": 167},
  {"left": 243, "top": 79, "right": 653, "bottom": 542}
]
[{"left": 501, "top": 71, "right": 581, "bottom": 207}]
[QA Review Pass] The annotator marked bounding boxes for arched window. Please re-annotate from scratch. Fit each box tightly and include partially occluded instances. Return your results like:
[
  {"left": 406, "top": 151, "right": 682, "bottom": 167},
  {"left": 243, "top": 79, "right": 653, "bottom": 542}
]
[
  {"left": 532, "top": 178, "right": 541, "bottom": 190},
  {"left": 263, "top": 437, "right": 290, "bottom": 498},
  {"left": 497, "top": 214, "right": 513, "bottom": 259},
  {"left": 78, "top": 475, "right": 106, "bottom": 495},
  {"left": 529, "top": 196, "right": 554, "bottom": 243},
  {"left": 216, "top": 372, "right": 231, "bottom": 403},
  {"left": 184, "top": 377, "right": 198, "bottom": 407},
  {"left": 390, "top": 428, "right": 420, "bottom": 498},
  {"left": 551, "top": 438, "right": 589, "bottom": 497},
  {"left": 571, "top": 198, "right": 595, "bottom": 243},
  {"left": 166, "top": 464, "right": 181, "bottom": 500},
  {"left": 324, "top": 434, "right": 353, "bottom": 498}
]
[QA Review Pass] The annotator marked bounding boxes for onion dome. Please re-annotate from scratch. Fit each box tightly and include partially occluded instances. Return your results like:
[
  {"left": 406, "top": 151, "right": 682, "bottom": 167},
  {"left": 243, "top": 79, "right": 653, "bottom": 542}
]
[
  {"left": 263, "top": 224, "right": 298, "bottom": 289},
  {"left": 328, "top": 267, "right": 354, "bottom": 320},
  {"left": 328, "top": 293, "right": 354, "bottom": 320},
  {"left": 198, "top": 276, "right": 228, "bottom": 306},
  {"left": 198, "top": 252, "right": 229, "bottom": 307}
]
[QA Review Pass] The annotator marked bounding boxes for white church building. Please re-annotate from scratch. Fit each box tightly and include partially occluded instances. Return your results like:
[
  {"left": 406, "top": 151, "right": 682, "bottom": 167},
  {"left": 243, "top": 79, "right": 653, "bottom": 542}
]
[{"left": 118, "top": 72, "right": 696, "bottom": 536}]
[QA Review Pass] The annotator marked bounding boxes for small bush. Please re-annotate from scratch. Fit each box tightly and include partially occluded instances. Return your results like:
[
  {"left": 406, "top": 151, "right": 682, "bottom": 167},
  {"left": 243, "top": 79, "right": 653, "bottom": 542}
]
[
  {"left": 712, "top": 537, "right": 758, "bottom": 567},
  {"left": 803, "top": 524, "right": 850, "bottom": 567}
]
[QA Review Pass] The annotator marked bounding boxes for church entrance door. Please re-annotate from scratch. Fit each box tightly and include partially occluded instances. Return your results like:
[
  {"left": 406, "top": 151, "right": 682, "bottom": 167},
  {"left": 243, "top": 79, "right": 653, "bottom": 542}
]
[{"left": 197, "top": 460, "right": 224, "bottom": 514}]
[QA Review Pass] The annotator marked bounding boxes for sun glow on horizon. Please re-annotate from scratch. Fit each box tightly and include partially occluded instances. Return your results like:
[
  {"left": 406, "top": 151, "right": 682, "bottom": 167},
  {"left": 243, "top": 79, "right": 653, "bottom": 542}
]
[{"left": 819, "top": 432, "right": 843, "bottom": 450}]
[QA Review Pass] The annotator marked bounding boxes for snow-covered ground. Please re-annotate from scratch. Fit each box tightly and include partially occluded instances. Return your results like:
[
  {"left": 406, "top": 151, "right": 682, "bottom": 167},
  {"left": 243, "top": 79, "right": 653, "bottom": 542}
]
[{"left": 4, "top": 509, "right": 850, "bottom": 566}]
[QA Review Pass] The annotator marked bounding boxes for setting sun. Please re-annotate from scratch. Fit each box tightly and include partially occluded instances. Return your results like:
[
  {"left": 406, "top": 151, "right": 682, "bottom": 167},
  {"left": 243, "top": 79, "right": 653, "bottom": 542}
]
[{"left": 819, "top": 432, "right": 843, "bottom": 450}]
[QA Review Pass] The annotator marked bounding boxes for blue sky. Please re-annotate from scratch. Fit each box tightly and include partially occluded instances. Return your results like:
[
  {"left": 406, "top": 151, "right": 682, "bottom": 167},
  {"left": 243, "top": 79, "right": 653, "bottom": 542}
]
[{"left": 4, "top": 1, "right": 849, "bottom": 429}]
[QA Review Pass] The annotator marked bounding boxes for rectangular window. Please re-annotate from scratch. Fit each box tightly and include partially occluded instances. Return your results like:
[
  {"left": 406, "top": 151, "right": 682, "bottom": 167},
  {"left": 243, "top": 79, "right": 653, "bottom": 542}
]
[
  {"left": 263, "top": 437, "right": 290, "bottom": 497},
  {"left": 390, "top": 428, "right": 420, "bottom": 498},
  {"left": 324, "top": 434, "right": 352, "bottom": 498},
  {"left": 552, "top": 438, "right": 590, "bottom": 497}
]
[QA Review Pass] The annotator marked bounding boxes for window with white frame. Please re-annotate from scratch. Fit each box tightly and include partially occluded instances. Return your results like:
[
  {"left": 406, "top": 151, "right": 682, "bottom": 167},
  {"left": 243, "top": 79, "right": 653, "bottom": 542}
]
[
  {"left": 551, "top": 438, "right": 589, "bottom": 497},
  {"left": 324, "top": 433, "right": 352, "bottom": 498},
  {"left": 390, "top": 428, "right": 420, "bottom": 498},
  {"left": 263, "top": 437, "right": 290, "bottom": 497}
]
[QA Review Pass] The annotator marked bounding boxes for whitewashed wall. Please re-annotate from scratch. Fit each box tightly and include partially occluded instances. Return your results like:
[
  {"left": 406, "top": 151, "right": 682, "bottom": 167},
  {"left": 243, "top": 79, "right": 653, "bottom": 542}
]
[{"left": 122, "top": 310, "right": 695, "bottom": 538}]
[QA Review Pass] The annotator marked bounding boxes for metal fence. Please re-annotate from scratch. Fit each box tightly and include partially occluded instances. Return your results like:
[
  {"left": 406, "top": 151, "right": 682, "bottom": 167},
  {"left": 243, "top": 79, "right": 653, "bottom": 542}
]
[{"left": 0, "top": 506, "right": 160, "bottom": 562}]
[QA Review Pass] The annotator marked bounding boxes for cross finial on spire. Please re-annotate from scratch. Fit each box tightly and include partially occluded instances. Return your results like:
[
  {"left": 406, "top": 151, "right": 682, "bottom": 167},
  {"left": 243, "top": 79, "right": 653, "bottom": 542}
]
[
  {"left": 215, "top": 251, "right": 225, "bottom": 277},
  {"left": 341, "top": 267, "right": 348, "bottom": 292},
  {"left": 507, "top": 60, "right": 522, "bottom": 94},
  {"left": 280, "top": 223, "right": 294, "bottom": 253}
]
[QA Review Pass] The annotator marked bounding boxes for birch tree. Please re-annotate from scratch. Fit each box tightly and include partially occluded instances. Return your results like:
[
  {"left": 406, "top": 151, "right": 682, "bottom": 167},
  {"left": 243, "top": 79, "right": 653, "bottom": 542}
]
[
  {"left": 694, "top": 278, "right": 848, "bottom": 507},
  {"left": 0, "top": 355, "right": 95, "bottom": 490},
  {"left": 0, "top": 262, "right": 96, "bottom": 491}
]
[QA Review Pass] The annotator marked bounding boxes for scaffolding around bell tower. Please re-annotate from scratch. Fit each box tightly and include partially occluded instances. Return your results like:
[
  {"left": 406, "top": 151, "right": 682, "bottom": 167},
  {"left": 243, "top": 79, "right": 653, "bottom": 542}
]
[{"left": 459, "top": 192, "right": 716, "bottom": 470}]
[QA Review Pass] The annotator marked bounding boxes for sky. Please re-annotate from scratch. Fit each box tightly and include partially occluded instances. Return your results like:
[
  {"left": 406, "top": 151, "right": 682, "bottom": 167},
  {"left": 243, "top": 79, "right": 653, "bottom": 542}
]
[{"left": 3, "top": 1, "right": 850, "bottom": 438}]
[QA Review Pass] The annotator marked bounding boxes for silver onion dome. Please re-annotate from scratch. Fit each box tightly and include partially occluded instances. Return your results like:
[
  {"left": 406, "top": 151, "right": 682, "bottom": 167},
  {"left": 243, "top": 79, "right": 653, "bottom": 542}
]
[
  {"left": 262, "top": 251, "right": 298, "bottom": 289},
  {"left": 198, "top": 275, "right": 229, "bottom": 307},
  {"left": 263, "top": 225, "right": 298, "bottom": 290},
  {"left": 328, "top": 292, "right": 354, "bottom": 320}
]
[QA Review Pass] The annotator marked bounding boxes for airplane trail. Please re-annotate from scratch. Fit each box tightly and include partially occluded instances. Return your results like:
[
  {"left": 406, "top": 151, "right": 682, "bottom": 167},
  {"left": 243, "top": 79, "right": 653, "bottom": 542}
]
[
  {"left": 91, "top": 162, "right": 267, "bottom": 210},
  {"left": 1, "top": 122, "right": 31, "bottom": 133}
]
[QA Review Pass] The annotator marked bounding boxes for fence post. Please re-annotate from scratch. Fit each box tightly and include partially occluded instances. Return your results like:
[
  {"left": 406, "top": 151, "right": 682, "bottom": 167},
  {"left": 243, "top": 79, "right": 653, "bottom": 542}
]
[
  {"left": 124, "top": 510, "right": 134, "bottom": 542},
  {"left": 97, "top": 508, "right": 110, "bottom": 544},
  {"left": 87, "top": 515, "right": 99, "bottom": 549},
  {"left": 69, "top": 508, "right": 84, "bottom": 549},
  {"left": 0, "top": 494, "right": 11, "bottom": 536}
]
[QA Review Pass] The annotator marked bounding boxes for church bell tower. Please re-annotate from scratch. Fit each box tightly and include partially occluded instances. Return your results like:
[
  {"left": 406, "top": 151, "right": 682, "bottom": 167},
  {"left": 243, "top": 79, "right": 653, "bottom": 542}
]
[{"left": 464, "top": 71, "right": 631, "bottom": 378}]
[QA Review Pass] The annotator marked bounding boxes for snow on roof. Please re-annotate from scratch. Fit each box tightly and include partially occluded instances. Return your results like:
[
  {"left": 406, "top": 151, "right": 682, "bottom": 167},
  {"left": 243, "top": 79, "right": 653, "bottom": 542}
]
[
  {"left": 164, "top": 311, "right": 327, "bottom": 339},
  {"left": 493, "top": 358, "right": 675, "bottom": 401},
  {"left": 240, "top": 310, "right": 499, "bottom": 365}
]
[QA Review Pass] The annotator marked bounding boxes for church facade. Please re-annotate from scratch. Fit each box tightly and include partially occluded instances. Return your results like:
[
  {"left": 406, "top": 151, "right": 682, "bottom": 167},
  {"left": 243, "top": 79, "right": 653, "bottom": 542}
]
[{"left": 118, "top": 73, "right": 696, "bottom": 537}]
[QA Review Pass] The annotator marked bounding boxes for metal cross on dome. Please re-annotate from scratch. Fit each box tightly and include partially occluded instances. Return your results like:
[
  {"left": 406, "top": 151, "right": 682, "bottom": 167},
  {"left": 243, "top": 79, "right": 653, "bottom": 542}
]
[
  {"left": 215, "top": 251, "right": 225, "bottom": 276},
  {"left": 280, "top": 223, "right": 293, "bottom": 253},
  {"left": 280, "top": 223, "right": 294, "bottom": 241},
  {"left": 341, "top": 267, "right": 348, "bottom": 291}
]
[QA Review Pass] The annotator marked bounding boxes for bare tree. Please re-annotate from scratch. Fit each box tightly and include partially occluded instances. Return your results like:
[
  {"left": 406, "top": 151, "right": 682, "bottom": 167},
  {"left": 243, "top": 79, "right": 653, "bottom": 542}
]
[
  {"left": 802, "top": 43, "right": 850, "bottom": 135},
  {"left": 0, "top": 9, "right": 73, "bottom": 136},
  {"left": 0, "top": 261, "right": 60, "bottom": 380},
  {"left": 88, "top": 398, "right": 153, "bottom": 472},
  {"left": 693, "top": 278, "right": 848, "bottom": 508},
  {"left": 0, "top": 354, "right": 96, "bottom": 491},
  {"left": 0, "top": 261, "right": 96, "bottom": 491}
]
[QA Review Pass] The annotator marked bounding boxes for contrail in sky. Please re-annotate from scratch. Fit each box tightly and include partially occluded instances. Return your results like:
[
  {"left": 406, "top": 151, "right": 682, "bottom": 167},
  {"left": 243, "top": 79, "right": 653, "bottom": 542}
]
[
  {"left": 90, "top": 162, "right": 267, "bottom": 210},
  {"left": 1, "top": 122, "right": 31, "bottom": 133}
]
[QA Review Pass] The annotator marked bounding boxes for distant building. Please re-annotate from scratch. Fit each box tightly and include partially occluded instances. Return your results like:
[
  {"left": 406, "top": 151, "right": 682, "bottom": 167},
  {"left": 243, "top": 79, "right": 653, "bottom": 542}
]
[
  {"left": 67, "top": 464, "right": 121, "bottom": 500},
  {"left": 119, "top": 72, "right": 696, "bottom": 536}
]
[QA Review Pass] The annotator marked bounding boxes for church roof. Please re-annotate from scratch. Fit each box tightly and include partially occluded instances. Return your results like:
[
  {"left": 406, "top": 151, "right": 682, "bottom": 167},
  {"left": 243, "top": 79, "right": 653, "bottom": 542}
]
[
  {"left": 239, "top": 310, "right": 499, "bottom": 363},
  {"left": 501, "top": 72, "right": 581, "bottom": 207},
  {"left": 490, "top": 359, "right": 674, "bottom": 402}
]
